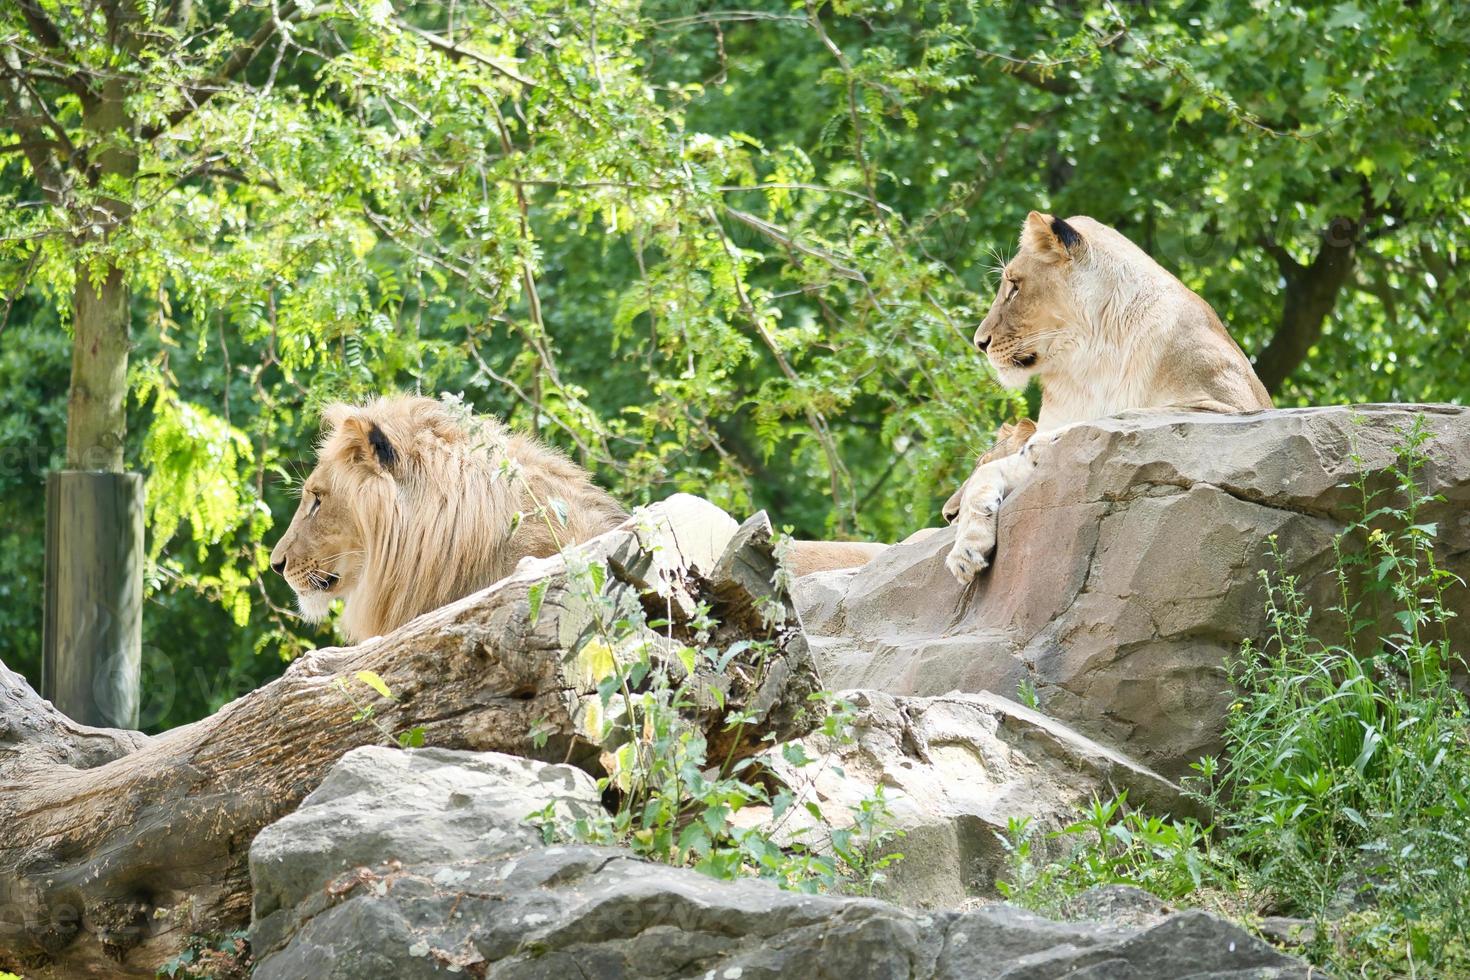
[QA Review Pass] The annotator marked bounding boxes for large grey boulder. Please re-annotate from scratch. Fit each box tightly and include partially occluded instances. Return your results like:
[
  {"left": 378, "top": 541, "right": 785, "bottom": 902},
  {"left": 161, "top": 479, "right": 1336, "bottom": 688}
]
[
  {"left": 797, "top": 405, "right": 1470, "bottom": 776},
  {"left": 250, "top": 746, "right": 605, "bottom": 958},
  {"left": 742, "top": 690, "right": 1188, "bottom": 907},
  {"left": 250, "top": 746, "right": 1311, "bottom": 979}
]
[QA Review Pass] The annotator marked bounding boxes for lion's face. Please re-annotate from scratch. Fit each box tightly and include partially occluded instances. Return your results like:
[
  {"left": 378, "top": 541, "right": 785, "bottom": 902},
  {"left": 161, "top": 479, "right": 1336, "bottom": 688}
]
[
  {"left": 973, "top": 211, "right": 1086, "bottom": 389},
  {"left": 269, "top": 457, "right": 367, "bottom": 623}
]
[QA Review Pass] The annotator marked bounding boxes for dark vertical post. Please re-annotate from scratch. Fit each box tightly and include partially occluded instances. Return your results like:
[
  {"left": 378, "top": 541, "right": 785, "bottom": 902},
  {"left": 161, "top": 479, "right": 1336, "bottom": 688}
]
[{"left": 42, "top": 471, "right": 144, "bottom": 728}]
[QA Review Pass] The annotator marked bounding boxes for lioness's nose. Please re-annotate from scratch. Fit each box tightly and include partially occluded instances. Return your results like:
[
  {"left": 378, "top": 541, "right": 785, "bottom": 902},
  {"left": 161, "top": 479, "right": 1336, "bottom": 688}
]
[
  {"left": 271, "top": 558, "right": 287, "bottom": 575},
  {"left": 974, "top": 330, "right": 991, "bottom": 352}
]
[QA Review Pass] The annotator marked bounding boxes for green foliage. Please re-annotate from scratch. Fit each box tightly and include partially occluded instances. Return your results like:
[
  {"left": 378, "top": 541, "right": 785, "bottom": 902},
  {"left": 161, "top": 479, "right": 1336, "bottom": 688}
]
[
  {"left": 998, "top": 793, "right": 1233, "bottom": 911},
  {"left": 2, "top": 1, "right": 1469, "bottom": 731},
  {"left": 998, "top": 418, "right": 1470, "bottom": 976},
  {"left": 0, "top": 315, "right": 69, "bottom": 684},
  {"left": 330, "top": 668, "right": 426, "bottom": 749},
  {"left": 526, "top": 511, "right": 903, "bottom": 894},
  {"left": 1201, "top": 417, "right": 1470, "bottom": 973},
  {"left": 139, "top": 379, "right": 265, "bottom": 627}
]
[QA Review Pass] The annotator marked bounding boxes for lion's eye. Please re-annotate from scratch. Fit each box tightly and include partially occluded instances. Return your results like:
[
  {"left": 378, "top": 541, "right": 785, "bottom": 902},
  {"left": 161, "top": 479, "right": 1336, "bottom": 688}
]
[
  {"left": 1006, "top": 279, "right": 1020, "bottom": 301},
  {"left": 308, "top": 492, "right": 323, "bottom": 516}
]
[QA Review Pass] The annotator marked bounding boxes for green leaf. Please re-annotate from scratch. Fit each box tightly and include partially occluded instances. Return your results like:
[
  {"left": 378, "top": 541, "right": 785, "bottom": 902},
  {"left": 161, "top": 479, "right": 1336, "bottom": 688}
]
[
  {"left": 527, "top": 579, "right": 548, "bottom": 627},
  {"left": 772, "top": 789, "right": 794, "bottom": 820},
  {"left": 355, "top": 670, "right": 393, "bottom": 699},
  {"left": 781, "top": 743, "right": 813, "bottom": 767}
]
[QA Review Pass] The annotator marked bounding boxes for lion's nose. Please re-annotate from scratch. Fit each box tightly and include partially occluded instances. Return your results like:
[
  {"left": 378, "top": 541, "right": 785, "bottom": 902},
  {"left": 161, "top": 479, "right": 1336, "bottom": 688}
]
[
  {"left": 271, "top": 558, "right": 287, "bottom": 575},
  {"left": 974, "top": 332, "right": 991, "bottom": 353}
]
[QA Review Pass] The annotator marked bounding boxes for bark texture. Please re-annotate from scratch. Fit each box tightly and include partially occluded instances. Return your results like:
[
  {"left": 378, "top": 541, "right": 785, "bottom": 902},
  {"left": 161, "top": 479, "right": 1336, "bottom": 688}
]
[
  {"left": 65, "top": 264, "right": 131, "bottom": 472},
  {"left": 1254, "top": 217, "right": 1360, "bottom": 395},
  {"left": 41, "top": 471, "right": 144, "bottom": 727},
  {"left": 67, "top": 42, "right": 139, "bottom": 473},
  {"left": 0, "top": 496, "right": 816, "bottom": 978}
]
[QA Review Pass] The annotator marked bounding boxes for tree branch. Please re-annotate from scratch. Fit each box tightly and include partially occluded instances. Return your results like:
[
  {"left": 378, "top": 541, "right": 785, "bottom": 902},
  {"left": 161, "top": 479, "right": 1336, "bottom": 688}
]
[
  {"left": 1253, "top": 216, "right": 1360, "bottom": 394},
  {"left": 0, "top": 138, "right": 61, "bottom": 156},
  {"left": 395, "top": 18, "right": 538, "bottom": 88},
  {"left": 7, "top": 65, "right": 80, "bottom": 163},
  {"left": 1257, "top": 236, "right": 1305, "bottom": 277},
  {"left": 702, "top": 201, "right": 854, "bottom": 532},
  {"left": 138, "top": 4, "right": 321, "bottom": 141},
  {"left": 0, "top": 38, "right": 89, "bottom": 95},
  {"left": 14, "top": 0, "right": 67, "bottom": 52},
  {"left": 0, "top": 72, "right": 72, "bottom": 207},
  {"left": 722, "top": 207, "right": 867, "bottom": 283},
  {"left": 0, "top": 503, "right": 816, "bottom": 978}
]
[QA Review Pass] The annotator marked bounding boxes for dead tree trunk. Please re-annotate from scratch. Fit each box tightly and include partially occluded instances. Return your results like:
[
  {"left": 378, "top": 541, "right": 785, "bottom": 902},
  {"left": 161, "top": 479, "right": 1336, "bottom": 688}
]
[
  {"left": 50, "top": 64, "right": 146, "bottom": 733},
  {"left": 42, "top": 471, "right": 144, "bottom": 728},
  {"left": 0, "top": 497, "right": 817, "bottom": 979}
]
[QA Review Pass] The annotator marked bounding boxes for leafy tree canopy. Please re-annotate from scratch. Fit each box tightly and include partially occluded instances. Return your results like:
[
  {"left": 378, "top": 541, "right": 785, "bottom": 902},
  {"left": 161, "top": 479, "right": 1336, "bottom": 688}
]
[{"left": 2, "top": 0, "right": 1466, "bottom": 728}]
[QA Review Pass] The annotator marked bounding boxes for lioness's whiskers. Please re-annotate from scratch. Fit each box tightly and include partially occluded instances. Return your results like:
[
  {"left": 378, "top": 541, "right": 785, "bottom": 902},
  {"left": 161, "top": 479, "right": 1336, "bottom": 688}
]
[
  {"left": 1008, "top": 328, "right": 1076, "bottom": 350},
  {"left": 983, "top": 245, "right": 1013, "bottom": 286}
]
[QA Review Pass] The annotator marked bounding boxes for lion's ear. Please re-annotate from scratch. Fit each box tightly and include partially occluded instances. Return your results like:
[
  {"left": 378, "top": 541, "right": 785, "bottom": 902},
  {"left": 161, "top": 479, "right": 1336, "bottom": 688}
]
[
  {"left": 335, "top": 414, "right": 399, "bottom": 471},
  {"left": 1021, "top": 210, "right": 1083, "bottom": 264}
]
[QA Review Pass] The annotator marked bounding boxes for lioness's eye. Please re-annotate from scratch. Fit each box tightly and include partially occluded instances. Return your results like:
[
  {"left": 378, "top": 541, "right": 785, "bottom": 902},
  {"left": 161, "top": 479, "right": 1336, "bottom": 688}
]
[
  {"left": 1006, "top": 278, "right": 1020, "bottom": 300},
  {"left": 308, "top": 492, "right": 323, "bottom": 515}
]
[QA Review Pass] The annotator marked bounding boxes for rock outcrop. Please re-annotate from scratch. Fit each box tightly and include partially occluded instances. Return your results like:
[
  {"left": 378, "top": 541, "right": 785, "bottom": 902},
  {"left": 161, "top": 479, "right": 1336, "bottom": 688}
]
[
  {"left": 797, "top": 405, "right": 1470, "bottom": 776},
  {"left": 251, "top": 746, "right": 1313, "bottom": 979},
  {"left": 742, "top": 690, "right": 1190, "bottom": 908},
  {"left": 29, "top": 406, "right": 1458, "bottom": 976}
]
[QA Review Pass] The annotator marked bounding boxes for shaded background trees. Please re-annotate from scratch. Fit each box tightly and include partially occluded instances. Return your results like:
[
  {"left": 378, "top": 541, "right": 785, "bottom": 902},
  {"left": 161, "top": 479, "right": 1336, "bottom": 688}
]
[{"left": 2, "top": 0, "right": 1467, "bottom": 729}]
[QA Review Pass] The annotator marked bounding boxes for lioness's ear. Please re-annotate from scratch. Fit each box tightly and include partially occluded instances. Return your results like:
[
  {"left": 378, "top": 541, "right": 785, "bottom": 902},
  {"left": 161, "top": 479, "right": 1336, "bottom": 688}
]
[
  {"left": 1021, "top": 210, "right": 1083, "bottom": 264},
  {"left": 331, "top": 412, "right": 399, "bottom": 471}
]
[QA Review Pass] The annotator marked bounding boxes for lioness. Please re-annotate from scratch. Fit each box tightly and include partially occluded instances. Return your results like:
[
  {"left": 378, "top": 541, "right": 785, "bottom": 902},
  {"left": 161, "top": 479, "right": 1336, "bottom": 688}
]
[
  {"left": 270, "top": 395, "right": 886, "bottom": 642},
  {"left": 945, "top": 211, "right": 1272, "bottom": 584}
]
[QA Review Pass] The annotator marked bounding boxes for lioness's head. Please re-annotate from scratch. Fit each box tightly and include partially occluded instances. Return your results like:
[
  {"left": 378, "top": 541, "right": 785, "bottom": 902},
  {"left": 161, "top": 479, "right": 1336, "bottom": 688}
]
[
  {"left": 973, "top": 210, "right": 1091, "bottom": 389},
  {"left": 269, "top": 403, "right": 410, "bottom": 624}
]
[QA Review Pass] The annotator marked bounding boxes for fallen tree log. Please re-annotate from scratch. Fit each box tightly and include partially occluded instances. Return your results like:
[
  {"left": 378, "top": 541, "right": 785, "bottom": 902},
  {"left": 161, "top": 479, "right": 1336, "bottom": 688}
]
[{"left": 0, "top": 495, "right": 817, "bottom": 979}]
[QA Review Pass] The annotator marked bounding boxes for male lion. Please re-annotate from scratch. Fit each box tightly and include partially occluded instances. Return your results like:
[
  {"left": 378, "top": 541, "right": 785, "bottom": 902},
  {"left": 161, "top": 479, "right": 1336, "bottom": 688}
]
[
  {"left": 270, "top": 395, "right": 884, "bottom": 642},
  {"left": 945, "top": 211, "right": 1272, "bottom": 584},
  {"left": 269, "top": 396, "right": 628, "bottom": 643}
]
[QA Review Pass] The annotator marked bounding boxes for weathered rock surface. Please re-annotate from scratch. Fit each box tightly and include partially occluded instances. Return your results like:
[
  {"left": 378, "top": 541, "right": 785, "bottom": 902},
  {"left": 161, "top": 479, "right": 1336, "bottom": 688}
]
[
  {"left": 251, "top": 746, "right": 1312, "bottom": 979},
  {"left": 741, "top": 690, "right": 1189, "bottom": 907},
  {"left": 1054, "top": 884, "right": 1176, "bottom": 927},
  {"left": 249, "top": 747, "right": 606, "bottom": 956},
  {"left": 797, "top": 405, "right": 1470, "bottom": 776}
]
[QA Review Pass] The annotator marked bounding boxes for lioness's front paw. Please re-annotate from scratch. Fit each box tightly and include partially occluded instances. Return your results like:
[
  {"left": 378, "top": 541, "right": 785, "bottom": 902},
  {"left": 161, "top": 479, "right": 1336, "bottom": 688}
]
[
  {"left": 1019, "top": 428, "right": 1062, "bottom": 466},
  {"left": 942, "top": 487, "right": 964, "bottom": 525},
  {"left": 946, "top": 536, "right": 992, "bottom": 585}
]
